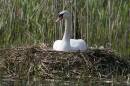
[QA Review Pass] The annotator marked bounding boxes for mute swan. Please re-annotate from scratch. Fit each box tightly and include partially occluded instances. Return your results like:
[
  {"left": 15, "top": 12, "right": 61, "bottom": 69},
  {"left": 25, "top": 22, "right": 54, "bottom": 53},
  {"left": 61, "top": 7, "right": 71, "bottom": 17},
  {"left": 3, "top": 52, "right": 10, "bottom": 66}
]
[{"left": 53, "top": 10, "right": 87, "bottom": 52}]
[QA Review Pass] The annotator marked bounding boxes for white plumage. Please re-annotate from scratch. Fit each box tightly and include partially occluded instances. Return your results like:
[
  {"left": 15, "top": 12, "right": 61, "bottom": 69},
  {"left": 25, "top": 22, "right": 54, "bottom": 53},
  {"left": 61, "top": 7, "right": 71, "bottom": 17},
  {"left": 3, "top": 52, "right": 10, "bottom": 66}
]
[{"left": 53, "top": 10, "right": 87, "bottom": 52}]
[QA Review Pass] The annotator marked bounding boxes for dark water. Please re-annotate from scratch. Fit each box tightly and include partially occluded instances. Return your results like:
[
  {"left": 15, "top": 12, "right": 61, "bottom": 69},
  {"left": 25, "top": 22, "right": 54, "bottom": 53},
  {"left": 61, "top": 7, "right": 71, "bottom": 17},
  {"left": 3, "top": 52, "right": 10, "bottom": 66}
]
[{"left": 0, "top": 79, "right": 130, "bottom": 86}]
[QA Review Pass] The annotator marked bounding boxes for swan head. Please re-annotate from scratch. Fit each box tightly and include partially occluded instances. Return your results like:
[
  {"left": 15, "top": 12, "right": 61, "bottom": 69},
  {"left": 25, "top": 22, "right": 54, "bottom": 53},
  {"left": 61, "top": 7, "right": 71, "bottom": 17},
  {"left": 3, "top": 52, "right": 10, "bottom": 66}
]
[{"left": 56, "top": 10, "right": 71, "bottom": 22}]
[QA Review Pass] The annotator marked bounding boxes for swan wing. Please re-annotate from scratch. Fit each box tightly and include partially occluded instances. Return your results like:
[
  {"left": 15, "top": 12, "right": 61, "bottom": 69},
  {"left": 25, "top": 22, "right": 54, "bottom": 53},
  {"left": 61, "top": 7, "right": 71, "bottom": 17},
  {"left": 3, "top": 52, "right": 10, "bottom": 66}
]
[{"left": 70, "top": 39, "right": 87, "bottom": 51}]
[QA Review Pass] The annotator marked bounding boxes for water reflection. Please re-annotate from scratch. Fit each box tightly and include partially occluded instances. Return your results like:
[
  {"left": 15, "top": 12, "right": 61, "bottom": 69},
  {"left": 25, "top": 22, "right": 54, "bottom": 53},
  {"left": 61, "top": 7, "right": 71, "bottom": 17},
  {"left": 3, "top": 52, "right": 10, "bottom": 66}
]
[{"left": 0, "top": 79, "right": 130, "bottom": 86}]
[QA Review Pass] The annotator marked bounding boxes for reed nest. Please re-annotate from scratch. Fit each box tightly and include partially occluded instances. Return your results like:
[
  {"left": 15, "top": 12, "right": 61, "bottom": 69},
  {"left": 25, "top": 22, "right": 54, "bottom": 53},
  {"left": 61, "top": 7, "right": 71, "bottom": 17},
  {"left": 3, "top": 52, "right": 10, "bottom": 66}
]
[{"left": 0, "top": 45, "right": 130, "bottom": 80}]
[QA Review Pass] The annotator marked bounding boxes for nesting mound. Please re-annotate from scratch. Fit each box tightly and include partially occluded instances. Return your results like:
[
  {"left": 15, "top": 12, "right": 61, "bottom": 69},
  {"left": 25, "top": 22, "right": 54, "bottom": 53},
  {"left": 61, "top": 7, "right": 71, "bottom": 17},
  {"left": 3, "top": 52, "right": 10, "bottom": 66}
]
[{"left": 0, "top": 46, "right": 130, "bottom": 80}]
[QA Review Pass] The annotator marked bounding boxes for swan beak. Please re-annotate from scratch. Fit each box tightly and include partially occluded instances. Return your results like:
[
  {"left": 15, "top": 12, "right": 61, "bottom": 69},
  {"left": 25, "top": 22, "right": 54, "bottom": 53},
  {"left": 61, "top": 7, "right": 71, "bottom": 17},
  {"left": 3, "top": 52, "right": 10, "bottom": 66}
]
[
  {"left": 56, "top": 15, "right": 63, "bottom": 22},
  {"left": 56, "top": 13, "right": 63, "bottom": 22},
  {"left": 56, "top": 18, "right": 60, "bottom": 22},
  {"left": 56, "top": 17, "right": 63, "bottom": 22}
]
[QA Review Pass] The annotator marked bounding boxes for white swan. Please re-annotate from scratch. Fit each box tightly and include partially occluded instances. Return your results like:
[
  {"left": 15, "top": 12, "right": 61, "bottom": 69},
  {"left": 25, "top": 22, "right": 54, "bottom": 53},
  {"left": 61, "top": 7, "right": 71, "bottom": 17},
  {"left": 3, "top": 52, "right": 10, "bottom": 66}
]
[{"left": 53, "top": 10, "right": 87, "bottom": 52}]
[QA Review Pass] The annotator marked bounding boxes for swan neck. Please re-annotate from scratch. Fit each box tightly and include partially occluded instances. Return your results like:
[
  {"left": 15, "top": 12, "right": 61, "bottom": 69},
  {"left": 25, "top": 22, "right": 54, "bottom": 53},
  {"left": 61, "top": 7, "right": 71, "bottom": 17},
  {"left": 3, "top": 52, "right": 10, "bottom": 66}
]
[{"left": 62, "top": 18, "right": 71, "bottom": 41}]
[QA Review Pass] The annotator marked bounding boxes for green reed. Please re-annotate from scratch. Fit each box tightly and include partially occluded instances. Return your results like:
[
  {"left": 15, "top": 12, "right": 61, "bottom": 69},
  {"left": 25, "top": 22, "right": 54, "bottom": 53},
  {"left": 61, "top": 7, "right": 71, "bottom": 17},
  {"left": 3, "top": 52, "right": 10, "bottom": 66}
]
[{"left": 0, "top": 0, "right": 130, "bottom": 57}]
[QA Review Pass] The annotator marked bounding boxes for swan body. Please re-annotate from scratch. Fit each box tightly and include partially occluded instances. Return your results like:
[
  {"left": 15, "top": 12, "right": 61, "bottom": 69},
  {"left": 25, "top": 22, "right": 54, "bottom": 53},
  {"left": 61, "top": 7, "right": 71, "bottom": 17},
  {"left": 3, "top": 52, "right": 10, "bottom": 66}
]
[
  {"left": 53, "top": 10, "right": 87, "bottom": 52},
  {"left": 53, "top": 39, "right": 87, "bottom": 51}
]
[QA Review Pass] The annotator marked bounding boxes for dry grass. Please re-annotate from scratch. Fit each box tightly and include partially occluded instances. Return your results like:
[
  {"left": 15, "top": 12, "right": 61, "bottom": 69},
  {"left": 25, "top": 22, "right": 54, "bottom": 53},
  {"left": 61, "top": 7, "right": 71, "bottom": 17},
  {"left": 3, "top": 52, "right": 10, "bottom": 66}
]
[{"left": 0, "top": 46, "right": 129, "bottom": 81}]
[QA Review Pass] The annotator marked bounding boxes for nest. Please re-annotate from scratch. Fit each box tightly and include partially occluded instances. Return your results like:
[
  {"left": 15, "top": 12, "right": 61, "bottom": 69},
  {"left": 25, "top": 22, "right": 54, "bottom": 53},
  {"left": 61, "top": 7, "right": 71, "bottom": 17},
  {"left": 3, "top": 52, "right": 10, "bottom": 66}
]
[{"left": 0, "top": 45, "right": 130, "bottom": 80}]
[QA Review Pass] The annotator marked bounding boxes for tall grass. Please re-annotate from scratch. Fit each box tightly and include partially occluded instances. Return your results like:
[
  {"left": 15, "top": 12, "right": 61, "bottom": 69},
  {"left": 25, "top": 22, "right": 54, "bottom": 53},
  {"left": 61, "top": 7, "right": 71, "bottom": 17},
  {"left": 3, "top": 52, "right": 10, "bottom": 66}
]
[{"left": 0, "top": 0, "right": 130, "bottom": 57}]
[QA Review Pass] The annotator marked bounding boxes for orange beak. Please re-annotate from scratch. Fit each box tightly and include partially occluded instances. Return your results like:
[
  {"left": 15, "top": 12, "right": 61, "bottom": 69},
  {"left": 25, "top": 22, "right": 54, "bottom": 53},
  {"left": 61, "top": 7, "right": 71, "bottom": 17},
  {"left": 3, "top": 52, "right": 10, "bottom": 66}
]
[
  {"left": 56, "top": 17, "right": 63, "bottom": 22},
  {"left": 56, "top": 14, "right": 63, "bottom": 22},
  {"left": 56, "top": 18, "right": 60, "bottom": 22}
]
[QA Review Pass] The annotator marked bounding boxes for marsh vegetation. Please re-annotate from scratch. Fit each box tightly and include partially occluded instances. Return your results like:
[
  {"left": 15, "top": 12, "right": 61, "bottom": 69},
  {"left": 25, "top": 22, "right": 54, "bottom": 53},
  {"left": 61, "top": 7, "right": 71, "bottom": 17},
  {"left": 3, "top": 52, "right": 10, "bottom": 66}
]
[
  {"left": 0, "top": 0, "right": 130, "bottom": 85},
  {"left": 0, "top": 47, "right": 130, "bottom": 86},
  {"left": 0, "top": 0, "right": 130, "bottom": 57}
]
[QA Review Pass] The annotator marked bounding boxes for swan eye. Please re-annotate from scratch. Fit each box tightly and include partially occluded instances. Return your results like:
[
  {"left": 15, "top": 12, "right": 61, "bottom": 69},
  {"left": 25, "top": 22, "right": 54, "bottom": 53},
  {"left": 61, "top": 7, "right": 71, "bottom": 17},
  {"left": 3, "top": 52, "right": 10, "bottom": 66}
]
[
  {"left": 59, "top": 14, "right": 63, "bottom": 18},
  {"left": 56, "top": 13, "right": 64, "bottom": 22}
]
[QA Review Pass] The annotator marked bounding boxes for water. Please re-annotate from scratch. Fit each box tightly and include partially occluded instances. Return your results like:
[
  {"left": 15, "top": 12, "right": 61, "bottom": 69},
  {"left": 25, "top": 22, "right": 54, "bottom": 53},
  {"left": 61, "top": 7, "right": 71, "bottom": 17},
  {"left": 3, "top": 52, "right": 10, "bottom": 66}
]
[{"left": 0, "top": 78, "right": 129, "bottom": 86}]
